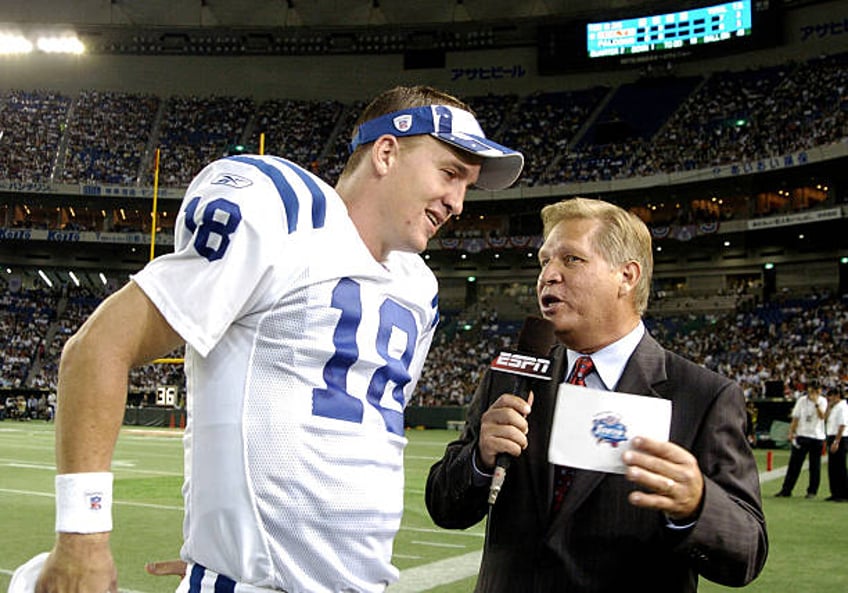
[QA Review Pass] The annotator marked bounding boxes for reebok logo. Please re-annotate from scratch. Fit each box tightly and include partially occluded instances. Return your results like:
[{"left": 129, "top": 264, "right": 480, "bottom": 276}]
[{"left": 212, "top": 173, "right": 253, "bottom": 189}]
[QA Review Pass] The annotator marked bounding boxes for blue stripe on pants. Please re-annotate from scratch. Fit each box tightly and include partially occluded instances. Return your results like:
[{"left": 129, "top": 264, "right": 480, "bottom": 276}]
[
  {"left": 215, "top": 572, "right": 236, "bottom": 593},
  {"left": 189, "top": 564, "right": 205, "bottom": 593},
  {"left": 188, "top": 563, "right": 238, "bottom": 593}
]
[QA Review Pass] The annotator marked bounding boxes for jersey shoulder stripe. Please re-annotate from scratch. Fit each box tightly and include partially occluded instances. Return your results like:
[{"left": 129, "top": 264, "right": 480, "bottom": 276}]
[
  {"left": 225, "top": 155, "right": 328, "bottom": 233},
  {"left": 270, "top": 156, "right": 327, "bottom": 229},
  {"left": 430, "top": 293, "right": 439, "bottom": 329}
]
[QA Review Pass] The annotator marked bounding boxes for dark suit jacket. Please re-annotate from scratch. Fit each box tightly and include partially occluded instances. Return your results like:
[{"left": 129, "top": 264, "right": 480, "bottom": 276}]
[{"left": 426, "top": 333, "right": 768, "bottom": 593}]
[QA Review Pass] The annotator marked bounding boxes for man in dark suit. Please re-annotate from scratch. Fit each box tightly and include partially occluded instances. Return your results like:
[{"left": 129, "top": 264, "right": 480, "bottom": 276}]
[{"left": 425, "top": 197, "right": 768, "bottom": 593}]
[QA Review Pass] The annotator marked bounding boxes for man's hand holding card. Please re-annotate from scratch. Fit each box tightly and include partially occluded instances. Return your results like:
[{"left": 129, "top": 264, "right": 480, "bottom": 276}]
[{"left": 549, "top": 383, "right": 705, "bottom": 521}]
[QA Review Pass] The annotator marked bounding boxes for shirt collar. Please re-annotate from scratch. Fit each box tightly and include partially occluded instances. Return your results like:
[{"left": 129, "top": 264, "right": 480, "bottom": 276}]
[{"left": 567, "top": 322, "right": 645, "bottom": 390}]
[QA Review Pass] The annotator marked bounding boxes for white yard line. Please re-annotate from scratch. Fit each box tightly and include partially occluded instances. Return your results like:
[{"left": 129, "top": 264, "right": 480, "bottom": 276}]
[{"left": 389, "top": 550, "right": 483, "bottom": 593}]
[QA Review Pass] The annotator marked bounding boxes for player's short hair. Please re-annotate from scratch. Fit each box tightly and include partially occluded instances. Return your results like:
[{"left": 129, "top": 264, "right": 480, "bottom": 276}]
[
  {"left": 339, "top": 86, "right": 473, "bottom": 180},
  {"left": 541, "top": 197, "right": 654, "bottom": 316}
]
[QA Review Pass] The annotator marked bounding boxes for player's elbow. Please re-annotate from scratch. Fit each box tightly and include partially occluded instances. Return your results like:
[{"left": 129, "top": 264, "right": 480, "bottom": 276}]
[
  {"left": 60, "top": 320, "right": 131, "bottom": 382},
  {"left": 59, "top": 329, "right": 95, "bottom": 383}
]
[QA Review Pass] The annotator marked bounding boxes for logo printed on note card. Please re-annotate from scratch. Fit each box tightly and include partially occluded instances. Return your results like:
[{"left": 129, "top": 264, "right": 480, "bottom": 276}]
[{"left": 591, "top": 412, "right": 628, "bottom": 447}]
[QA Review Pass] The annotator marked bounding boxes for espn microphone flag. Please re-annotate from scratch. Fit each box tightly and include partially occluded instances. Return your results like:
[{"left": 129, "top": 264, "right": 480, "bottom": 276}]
[
  {"left": 490, "top": 351, "right": 552, "bottom": 380},
  {"left": 488, "top": 316, "right": 556, "bottom": 505}
]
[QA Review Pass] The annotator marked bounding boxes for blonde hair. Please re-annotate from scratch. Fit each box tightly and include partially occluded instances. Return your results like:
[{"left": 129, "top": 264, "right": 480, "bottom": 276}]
[
  {"left": 541, "top": 197, "right": 653, "bottom": 315},
  {"left": 338, "top": 85, "right": 473, "bottom": 181}
]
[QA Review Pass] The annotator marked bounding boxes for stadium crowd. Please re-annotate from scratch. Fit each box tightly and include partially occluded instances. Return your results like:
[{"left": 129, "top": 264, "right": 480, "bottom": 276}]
[
  {"left": 2, "top": 276, "right": 844, "bottom": 423},
  {"left": 154, "top": 94, "right": 256, "bottom": 187},
  {"left": 0, "top": 51, "right": 845, "bottom": 191},
  {"left": 247, "top": 97, "right": 346, "bottom": 176},
  {"left": 0, "top": 279, "right": 188, "bottom": 418},
  {"left": 560, "top": 52, "right": 848, "bottom": 183},
  {"left": 0, "top": 89, "right": 70, "bottom": 183},
  {"left": 61, "top": 90, "right": 161, "bottom": 186}
]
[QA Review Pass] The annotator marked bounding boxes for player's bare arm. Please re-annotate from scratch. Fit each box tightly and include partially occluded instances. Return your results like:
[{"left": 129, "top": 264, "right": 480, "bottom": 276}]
[{"left": 36, "top": 282, "right": 184, "bottom": 593}]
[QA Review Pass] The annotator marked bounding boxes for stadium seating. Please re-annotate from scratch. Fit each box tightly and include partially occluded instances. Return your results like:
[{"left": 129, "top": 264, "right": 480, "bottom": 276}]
[{"left": 0, "top": 51, "right": 843, "bottom": 188}]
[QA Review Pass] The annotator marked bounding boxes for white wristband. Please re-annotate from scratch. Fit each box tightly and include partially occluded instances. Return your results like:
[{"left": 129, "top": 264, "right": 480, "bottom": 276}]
[{"left": 55, "top": 472, "right": 114, "bottom": 534}]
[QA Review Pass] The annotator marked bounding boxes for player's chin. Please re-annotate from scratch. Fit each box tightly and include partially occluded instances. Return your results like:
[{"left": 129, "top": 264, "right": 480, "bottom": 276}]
[
  {"left": 409, "top": 230, "right": 431, "bottom": 254},
  {"left": 395, "top": 236, "right": 428, "bottom": 255}
]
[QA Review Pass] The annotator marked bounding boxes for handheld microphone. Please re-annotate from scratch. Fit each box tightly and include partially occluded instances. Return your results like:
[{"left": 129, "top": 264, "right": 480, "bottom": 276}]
[{"left": 487, "top": 315, "right": 556, "bottom": 505}]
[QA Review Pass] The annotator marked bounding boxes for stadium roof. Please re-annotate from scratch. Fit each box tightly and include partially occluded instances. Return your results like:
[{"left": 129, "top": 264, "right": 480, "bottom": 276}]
[{"left": 0, "top": 1, "right": 685, "bottom": 29}]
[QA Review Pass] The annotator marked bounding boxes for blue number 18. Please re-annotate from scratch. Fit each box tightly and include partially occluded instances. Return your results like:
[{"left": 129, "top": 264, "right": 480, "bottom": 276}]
[{"left": 312, "top": 278, "right": 417, "bottom": 435}]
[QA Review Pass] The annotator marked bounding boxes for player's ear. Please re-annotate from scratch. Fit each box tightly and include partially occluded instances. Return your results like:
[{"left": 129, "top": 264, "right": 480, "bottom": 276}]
[{"left": 370, "top": 134, "right": 399, "bottom": 177}]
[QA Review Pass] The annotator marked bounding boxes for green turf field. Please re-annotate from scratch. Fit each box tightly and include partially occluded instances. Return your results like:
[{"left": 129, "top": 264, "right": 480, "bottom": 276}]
[{"left": 1, "top": 422, "right": 845, "bottom": 592}]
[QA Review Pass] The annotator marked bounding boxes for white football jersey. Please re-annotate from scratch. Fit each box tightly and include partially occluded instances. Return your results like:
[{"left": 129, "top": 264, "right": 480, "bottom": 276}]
[{"left": 133, "top": 155, "right": 439, "bottom": 593}]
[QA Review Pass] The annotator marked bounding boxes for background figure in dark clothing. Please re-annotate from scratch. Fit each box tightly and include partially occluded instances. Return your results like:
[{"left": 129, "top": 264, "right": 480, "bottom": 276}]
[{"left": 825, "top": 389, "right": 848, "bottom": 501}]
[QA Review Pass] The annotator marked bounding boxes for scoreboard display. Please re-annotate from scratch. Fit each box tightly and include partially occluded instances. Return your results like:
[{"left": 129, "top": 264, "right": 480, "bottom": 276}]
[
  {"left": 538, "top": 0, "right": 782, "bottom": 74},
  {"left": 586, "top": 1, "right": 752, "bottom": 59}
]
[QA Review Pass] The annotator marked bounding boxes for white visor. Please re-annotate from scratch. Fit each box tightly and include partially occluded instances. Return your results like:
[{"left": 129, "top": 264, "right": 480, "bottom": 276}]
[{"left": 350, "top": 105, "right": 524, "bottom": 190}]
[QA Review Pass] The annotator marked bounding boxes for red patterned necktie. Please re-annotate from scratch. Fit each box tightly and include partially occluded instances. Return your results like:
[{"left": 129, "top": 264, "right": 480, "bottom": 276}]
[
  {"left": 551, "top": 355, "right": 595, "bottom": 513},
  {"left": 568, "top": 356, "right": 595, "bottom": 387}
]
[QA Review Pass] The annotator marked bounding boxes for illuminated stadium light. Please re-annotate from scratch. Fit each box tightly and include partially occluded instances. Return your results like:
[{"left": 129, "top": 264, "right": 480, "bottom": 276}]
[
  {"left": 37, "top": 35, "right": 85, "bottom": 55},
  {"left": 467, "top": 276, "right": 477, "bottom": 282},
  {"left": 99, "top": 272, "right": 108, "bottom": 286},
  {"left": 0, "top": 30, "right": 85, "bottom": 55},
  {"left": 68, "top": 271, "right": 80, "bottom": 287},
  {"left": 764, "top": 263, "right": 774, "bottom": 270},
  {"left": 0, "top": 33, "right": 33, "bottom": 54},
  {"left": 38, "top": 269, "right": 53, "bottom": 288},
  {"left": 841, "top": 257, "right": 848, "bottom": 265}
]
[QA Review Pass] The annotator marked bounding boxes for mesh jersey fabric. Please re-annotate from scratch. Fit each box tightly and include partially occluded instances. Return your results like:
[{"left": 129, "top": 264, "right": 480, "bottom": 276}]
[{"left": 133, "top": 155, "right": 439, "bottom": 593}]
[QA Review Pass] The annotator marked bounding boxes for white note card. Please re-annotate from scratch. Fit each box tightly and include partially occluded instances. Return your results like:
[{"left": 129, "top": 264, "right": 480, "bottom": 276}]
[{"left": 548, "top": 382, "right": 672, "bottom": 474}]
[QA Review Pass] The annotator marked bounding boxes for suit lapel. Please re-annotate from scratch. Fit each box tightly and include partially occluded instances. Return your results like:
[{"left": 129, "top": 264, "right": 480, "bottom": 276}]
[
  {"left": 614, "top": 334, "right": 667, "bottom": 397},
  {"left": 531, "top": 344, "right": 568, "bottom": 522}
]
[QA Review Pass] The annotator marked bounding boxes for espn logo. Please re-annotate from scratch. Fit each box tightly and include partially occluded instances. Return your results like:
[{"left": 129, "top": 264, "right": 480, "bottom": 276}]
[{"left": 490, "top": 351, "right": 553, "bottom": 380}]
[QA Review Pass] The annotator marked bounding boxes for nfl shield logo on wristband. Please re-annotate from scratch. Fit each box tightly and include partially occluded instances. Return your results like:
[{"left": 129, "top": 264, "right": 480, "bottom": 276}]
[{"left": 89, "top": 493, "right": 103, "bottom": 511}]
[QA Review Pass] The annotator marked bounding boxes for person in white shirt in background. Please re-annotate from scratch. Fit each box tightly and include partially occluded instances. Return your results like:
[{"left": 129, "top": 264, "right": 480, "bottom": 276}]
[{"left": 775, "top": 379, "right": 828, "bottom": 499}]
